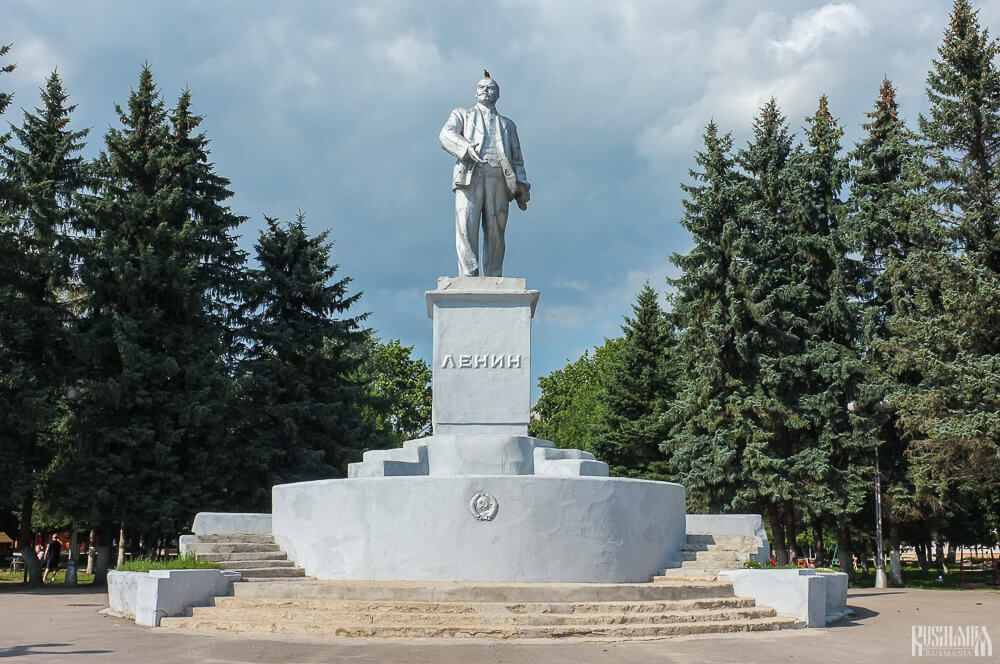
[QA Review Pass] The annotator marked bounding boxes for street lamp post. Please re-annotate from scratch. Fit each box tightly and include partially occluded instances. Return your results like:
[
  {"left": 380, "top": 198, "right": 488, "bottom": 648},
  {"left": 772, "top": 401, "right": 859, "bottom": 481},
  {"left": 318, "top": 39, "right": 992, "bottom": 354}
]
[
  {"left": 848, "top": 400, "right": 888, "bottom": 589},
  {"left": 872, "top": 440, "right": 887, "bottom": 589},
  {"left": 64, "top": 386, "right": 83, "bottom": 587}
]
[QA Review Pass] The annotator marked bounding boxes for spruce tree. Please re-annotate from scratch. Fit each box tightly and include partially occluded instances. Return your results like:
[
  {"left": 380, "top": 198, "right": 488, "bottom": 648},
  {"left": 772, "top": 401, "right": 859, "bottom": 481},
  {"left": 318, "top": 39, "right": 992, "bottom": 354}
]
[
  {"left": 780, "top": 97, "right": 868, "bottom": 575},
  {"left": 898, "top": 0, "right": 1000, "bottom": 511},
  {"left": 235, "top": 214, "right": 369, "bottom": 510},
  {"left": 666, "top": 122, "right": 762, "bottom": 513},
  {"left": 733, "top": 100, "right": 802, "bottom": 562},
  {"left": 591, "top": 282, "right": 679, "bottom": 477},
  {"left": 847, "top": 79, "right": 940, "bottom": 584},
  {"left": 69, "top": 67, "right": 242, "bottom": 556},
  {"left": 1, "top": 68, "right": 87, "bottom": 585}
]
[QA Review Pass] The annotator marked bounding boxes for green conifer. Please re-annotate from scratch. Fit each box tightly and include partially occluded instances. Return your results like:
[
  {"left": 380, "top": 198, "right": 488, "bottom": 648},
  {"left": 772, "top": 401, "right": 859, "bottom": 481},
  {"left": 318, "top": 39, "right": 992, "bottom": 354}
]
[
  {"left": 780, "top": 97, "right": 869, "bottom": 575},
  {"left": 235, "top": 214, "right": 369, "bottom": 510},
  {"left": 591, "top": 283, "right": 679, "bottom": 477},
  {"left": 1, "top": 68, "right": 87, "bottom": 585},
  {"left": 898, "top": 0, "right": 1000, "bottom": 516},
  {"left": 667, "top": 122, "right": 762, "bottom": 512},
  {"left": 70, "top": 67, "right": 243, "bottom": 545}
]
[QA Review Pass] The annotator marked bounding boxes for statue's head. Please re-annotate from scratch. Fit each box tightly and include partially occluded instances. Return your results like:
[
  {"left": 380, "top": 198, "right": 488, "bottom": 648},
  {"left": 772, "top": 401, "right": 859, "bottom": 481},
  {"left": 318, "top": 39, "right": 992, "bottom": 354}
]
[{"left": 476, "top": 70, "right": 499, "bottom": 106}]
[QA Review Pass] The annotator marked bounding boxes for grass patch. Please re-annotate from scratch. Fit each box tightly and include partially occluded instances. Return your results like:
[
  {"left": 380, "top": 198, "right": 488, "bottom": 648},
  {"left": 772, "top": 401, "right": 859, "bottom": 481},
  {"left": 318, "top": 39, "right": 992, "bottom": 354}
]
[
  {"left": 117, "top": 552, "right": 220, "bottom": 573},
  {"left": 0, "top": 569, "right": 96, "bottom": 586},
  {"left": 841, "top": 562, "right": 1000, "bottom": 590}
]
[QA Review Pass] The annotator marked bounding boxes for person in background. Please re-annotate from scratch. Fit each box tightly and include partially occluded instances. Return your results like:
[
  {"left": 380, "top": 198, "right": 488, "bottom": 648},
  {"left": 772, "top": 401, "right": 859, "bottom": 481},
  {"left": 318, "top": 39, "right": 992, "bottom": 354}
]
[{"left": 42, "top": 534, "right": 62, "bottom": 582}]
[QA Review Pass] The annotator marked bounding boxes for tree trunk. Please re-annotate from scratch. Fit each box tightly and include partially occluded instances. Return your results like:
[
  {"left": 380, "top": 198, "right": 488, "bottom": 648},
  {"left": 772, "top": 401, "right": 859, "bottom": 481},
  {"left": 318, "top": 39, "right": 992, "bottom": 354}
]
[
  {"left": 837, "top": 524, "right": 855, "bottom": 584},
  {"left": 784, "top": 503, "right": 800, "bottom": 565},
  {"left": 116, "top": 523, "right": 126, "bottom": 568},
  {"left": 888, "top": 523, "right": 903, "bottom": 587},
  {"left": 768, "top": 505, "right": 787, "bottom": 566},
  {"left": 813, "top": 523, "right": 828, "bottom": 567},
  {"left": 92, "top": 522, "right": 112, "bottom": 586},
  {"left": 17, "top": 490, "right": 42, "bottom": 587},
  {"left": 916, "top": 542, "right": 929, "bottom": 572},
  {"left": 85, "top": 529, "right": 96, "bottom": 575},
  {"left": 935, "top": 540, "right": 947, "bottom": 576},
  {"left": 857, "top": 544, "right": 870, "bottom": 574},
  {"left": 945, "top": 542, "right": 957, "bottom": 566}
]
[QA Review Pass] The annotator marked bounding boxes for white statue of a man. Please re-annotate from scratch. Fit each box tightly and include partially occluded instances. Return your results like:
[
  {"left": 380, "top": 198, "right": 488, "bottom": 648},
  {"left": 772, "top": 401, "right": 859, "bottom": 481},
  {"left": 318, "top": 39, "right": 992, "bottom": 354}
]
[{"left": 440, "top": 71, "right": 530, "bottom": 277}]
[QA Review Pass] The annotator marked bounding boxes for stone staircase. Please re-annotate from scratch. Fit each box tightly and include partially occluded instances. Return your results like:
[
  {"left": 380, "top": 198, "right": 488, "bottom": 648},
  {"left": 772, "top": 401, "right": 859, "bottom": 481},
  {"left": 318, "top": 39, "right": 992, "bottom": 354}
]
[
  {"left": 188, "top": 534, "right": 306, "bottom": 580},
  {"left": 158, "top": 579, "right": 801, "bottom": 638},
  {"left": 654, "top": 534, "right": 765, "bottom": 582}
]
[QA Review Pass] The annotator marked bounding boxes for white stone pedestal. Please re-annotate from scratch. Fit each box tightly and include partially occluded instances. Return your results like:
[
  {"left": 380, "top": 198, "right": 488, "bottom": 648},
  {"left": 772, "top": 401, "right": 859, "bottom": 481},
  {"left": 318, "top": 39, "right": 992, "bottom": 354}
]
[
  {"left": 272, "top": 276, "right": 687, "bottom": 583},
  {"left": 427, "top": 276, "right": 538, "bottom": 435}
]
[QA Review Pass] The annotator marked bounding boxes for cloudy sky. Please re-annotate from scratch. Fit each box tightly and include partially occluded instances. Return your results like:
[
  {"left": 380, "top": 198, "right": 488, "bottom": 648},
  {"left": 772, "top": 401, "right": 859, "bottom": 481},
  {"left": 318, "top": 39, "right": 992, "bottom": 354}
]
[{"left": 5, "top": 1, "right": 999, "bottom": 398}]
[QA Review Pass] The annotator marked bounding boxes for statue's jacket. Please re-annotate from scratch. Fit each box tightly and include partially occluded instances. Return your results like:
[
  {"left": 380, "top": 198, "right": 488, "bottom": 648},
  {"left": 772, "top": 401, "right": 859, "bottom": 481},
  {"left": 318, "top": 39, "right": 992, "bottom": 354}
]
[{"left": 440, "top": 105, "right": 527, "bottom": 199}]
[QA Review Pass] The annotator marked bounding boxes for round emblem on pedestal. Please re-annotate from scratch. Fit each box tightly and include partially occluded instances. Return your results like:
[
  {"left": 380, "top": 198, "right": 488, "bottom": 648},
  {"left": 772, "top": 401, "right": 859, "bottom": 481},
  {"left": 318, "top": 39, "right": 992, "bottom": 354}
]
[{"left": 469, "top": 491, "right": 499, "bottom": 521}]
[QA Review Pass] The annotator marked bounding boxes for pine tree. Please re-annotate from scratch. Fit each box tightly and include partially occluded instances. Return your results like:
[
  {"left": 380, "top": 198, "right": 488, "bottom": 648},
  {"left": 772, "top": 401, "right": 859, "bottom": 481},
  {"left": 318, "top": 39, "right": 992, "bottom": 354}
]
[
  {"left": 591, "top": 282, "right": 679, "bottom": 477},
  {"left": 666, "top": 121, "right": 762, "bottom": 513},
  {"left": 847, "top": 79, "right": 940, "bottom": 584},
  {"left": 167, "top": 89, "right": 248, "bottom": 358},
  {"left": 68, "top": 67, "right": 243, "bottom": 557},
  {"left": 780, "top": 97, "right": 869, "bottom": 575},
  {"left": 0, "top": 68, "right": 88, "bottom": 585},
  {"left": 732, "top": 100, "right": 803, "bottom": 562},
  {"left": 235, "top": 214, "right": 369, "bottom": 510},
  {"left": 899, "top": 0, "right": 1000, "bottom": 512},
  {"left": 921, "top": 0, "right": 1000, "bottom": 269}
]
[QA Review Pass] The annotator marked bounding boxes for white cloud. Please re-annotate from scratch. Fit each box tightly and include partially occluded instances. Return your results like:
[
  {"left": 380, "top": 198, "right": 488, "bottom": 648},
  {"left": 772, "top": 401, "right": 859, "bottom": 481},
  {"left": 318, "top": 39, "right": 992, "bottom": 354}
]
[
  {"left": 380, "top": 34, "right": 442, "bottom": 79},
  {"left": 770, "top": 3, "right": 872, "bottom": 61}
]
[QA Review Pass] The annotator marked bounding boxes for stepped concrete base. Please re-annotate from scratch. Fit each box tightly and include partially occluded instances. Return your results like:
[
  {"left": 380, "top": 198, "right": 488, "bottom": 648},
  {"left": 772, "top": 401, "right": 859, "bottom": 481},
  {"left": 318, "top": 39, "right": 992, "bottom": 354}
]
[
  {"left": 272, "top": 475, "right": 685, "bottom": 583},
  {"left": 159, "top": 579, "right": 803, "bottom": 639},
  {"left": 186, "top": 532, "right": 305, "bottom": 580},
  {"left": 660, "top": 533, "right": 767, "bottom": 581}
]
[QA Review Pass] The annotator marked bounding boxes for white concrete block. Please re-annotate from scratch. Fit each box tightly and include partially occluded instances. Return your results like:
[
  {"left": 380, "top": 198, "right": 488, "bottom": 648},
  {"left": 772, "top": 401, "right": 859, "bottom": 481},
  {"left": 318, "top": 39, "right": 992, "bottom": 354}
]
[
  {"left": 426, "top": 435, "right": 551, "bottom": 475},
  {"left": 107, "top": 570, "right": 142, "bottom": 619},
  {"left": 272, "top": 475, "right": 685, "bottom": 583},
  {"left": 178, "top": 534, "right": 196, "bottom": 556},
  {"left": 823, "top": 572, "right": 850, "bottom": 623},
  {"left": 108, "top": 568, "right": 240, "bottom": 626},
  {"left": 191, "top": 512, "right": 272, "bottom": 536},
  {"left": 718, "top": 568, "right": 848, "bottom": 627},
  {"left": 427, "top": 277, "right": 539, "bottom": 435},
  {"left": 686, "top": 514, "right": 770, "bottom": 565}
]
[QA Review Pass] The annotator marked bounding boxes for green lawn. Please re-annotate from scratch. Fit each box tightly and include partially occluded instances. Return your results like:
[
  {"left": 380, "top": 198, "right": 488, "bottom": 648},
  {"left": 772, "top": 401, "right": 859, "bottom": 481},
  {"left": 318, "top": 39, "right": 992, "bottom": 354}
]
[
  {"left": 0, "top": 568, "right": 96, "bottom": 587},
  {"left": 844, "top": 562, "right": 1000, "bottom": 590}
]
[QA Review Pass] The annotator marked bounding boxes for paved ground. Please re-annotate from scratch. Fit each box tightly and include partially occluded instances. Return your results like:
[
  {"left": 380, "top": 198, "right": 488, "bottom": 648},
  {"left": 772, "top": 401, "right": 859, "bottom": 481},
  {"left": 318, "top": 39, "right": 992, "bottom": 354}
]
[{"left": 0, "top": 584, "right": 997, "bottom": 663}]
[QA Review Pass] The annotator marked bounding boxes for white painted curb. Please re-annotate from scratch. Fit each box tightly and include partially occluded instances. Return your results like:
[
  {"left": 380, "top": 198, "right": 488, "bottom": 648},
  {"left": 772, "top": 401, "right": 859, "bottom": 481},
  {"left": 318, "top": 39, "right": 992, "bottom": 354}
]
[
  {"left": 718, "top": 568, "right": 849, "bottom": 627},
  {"left": 106, "top": 568, "right": 241, "bottom": 626}
]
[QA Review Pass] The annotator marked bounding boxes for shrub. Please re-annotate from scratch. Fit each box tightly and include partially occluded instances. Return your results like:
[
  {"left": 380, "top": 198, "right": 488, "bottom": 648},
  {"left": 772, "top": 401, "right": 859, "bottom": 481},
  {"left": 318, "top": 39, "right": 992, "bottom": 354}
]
[{"left": 117, "top": 552, "right": 221, "bottom": 572}]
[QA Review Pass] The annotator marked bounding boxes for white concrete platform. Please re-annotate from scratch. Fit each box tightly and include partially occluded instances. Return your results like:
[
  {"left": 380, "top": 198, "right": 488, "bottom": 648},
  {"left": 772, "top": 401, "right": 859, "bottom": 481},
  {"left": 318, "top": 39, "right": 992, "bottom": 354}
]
[{"left": 272, "top": 474, "right": 685, "bottom": 583}]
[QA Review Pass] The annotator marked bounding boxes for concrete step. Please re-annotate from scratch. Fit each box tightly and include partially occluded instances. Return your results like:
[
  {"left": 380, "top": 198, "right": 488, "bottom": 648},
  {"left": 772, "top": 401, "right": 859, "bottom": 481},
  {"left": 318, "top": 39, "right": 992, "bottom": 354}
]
[
  {"left": 675, "top": 550, "right": 752, "bottom": 563},
  {"left": 193, "top": 534, "right": 275, "bottom": 544},
  {"left": 682, "top": 535, "right": 762, "bottom": 554},
  {"left": 667, "top": 560, "right": 746, "bottom": 571},
  {"left": 233, "top": 567, "right": 306, "bottom": 579},
  {"left": 159, "top": 615, "right": 802, "bottom": 639},
  {"left": 218, "top": 559, "right": 296, "bottom": 570},
  {"left": 189, "top": 543, "right": 282, "bottom": 554},
  {"left": 211, "top": 596, "right": 758, "bottom": 614},
  {"left": 654, "top": 570, "right": 720, "bottom": 582},
  {"left": 231, "top": 580, "right": 737, "bottom": 603},
  {"left": 187, "top": 605, "right": 777, "bottom": 627},
  {"left": 197, "top": 551, "right": 288, "bottom": 563}
]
